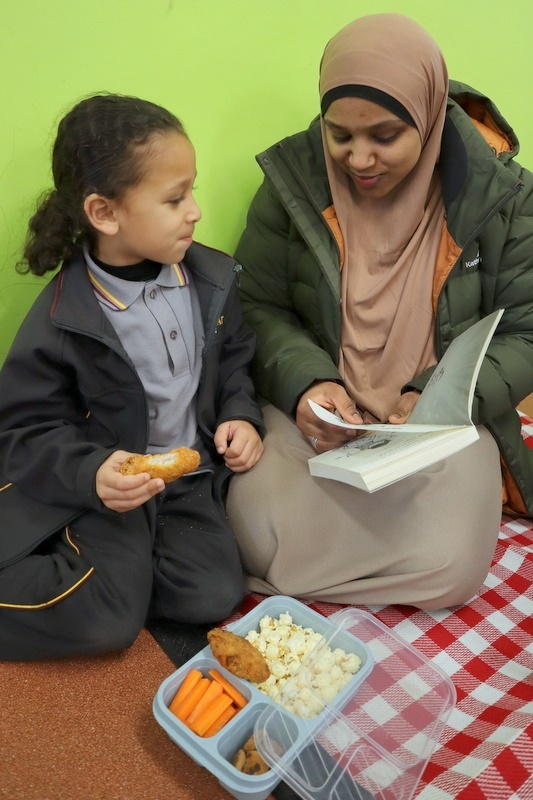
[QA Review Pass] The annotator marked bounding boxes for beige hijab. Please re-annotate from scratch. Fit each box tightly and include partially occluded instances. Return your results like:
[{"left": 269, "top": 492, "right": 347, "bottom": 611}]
[{"left": 319, "top": 14, "right": 448, "bottom": 421}]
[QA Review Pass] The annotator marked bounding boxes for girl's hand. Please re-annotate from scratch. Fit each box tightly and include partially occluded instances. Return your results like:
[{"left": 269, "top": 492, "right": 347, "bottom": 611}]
[
  {"left": 96, "top": 450, "right": 165, "bottom": 512},
  {"left": 214, "top": 420, "right": 264, "bottom": 472},
  {"left": 296, "top": 381, "right": 362, "bottom": 452},
  {"left": 388, "top": 391, "right": 421, "bottom": 424}
]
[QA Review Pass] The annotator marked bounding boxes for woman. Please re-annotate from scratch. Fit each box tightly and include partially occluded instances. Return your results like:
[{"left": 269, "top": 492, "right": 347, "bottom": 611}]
[{"left": 226, "top": 13, "right": 533, "bottom": 609}]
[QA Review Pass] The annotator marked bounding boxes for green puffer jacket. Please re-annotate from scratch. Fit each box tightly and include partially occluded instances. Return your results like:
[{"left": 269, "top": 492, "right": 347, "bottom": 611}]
[{"left": 235, "top": 80, "right": 533, "bottom": 516}]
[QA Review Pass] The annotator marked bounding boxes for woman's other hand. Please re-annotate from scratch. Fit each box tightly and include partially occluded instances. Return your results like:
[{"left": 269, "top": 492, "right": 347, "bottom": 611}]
[
  {"left": 296, "top": 381, "right": 362, "bottom": 452},
  {"left": 214, "top": 420, "right": 264, "bottom": 472},
  {"left": 388, "top": 391, "right": 421, "bottom": 424},
  {"left": 96, "top": 450, "right": 165, "bottom": 512}
]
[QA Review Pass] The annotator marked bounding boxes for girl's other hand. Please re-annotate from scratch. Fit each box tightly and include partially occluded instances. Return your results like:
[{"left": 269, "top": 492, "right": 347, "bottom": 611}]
[
  {"left": 96, "top": 450, "right": 165, "bottom": 512},
  {"left": 214, "top": 420, "right": 264, "bottom": 472},
  {"left": 296, "top": 381, "right": 362, "bottom": 452}
]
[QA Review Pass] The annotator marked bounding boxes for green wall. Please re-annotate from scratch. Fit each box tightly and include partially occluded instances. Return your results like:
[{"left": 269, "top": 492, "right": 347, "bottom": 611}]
[{"left": 1, "top": 0, "right": 532, "bottom": 363}]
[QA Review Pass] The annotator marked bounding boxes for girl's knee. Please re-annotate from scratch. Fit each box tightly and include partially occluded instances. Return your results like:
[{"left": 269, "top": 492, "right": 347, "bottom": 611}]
[
  {"left": 151, "top": 566, "right": 244, "bottom": 624},
  {"left": 79, "top": 615, "right": 145, "bottom": 655},
  {"left": 192, "top": 580, "right": 245, "bottom": 624},
  {"left": 0, "top": 602, "right": 147, "bottom": 660}
]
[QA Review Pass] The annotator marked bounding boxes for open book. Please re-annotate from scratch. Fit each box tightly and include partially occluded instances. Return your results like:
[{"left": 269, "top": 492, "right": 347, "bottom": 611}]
[{"left": 308, "top": 309, "right": 504, "bottom": 492}]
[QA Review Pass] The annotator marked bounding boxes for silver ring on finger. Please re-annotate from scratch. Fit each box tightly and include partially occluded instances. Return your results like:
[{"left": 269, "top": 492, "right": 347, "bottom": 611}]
[{"left": 310, "top": 436, "right": 319, "bottom": 451}]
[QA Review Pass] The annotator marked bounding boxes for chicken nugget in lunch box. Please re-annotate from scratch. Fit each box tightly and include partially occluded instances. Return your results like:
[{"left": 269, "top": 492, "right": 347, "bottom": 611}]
[{"left": 207, "top": 628, "right": 270, "bottom": 683}]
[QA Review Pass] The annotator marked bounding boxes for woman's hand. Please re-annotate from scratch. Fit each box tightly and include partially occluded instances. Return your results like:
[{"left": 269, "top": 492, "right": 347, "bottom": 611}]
[
  {"left": 387, "top": 391, "right": 421, "bottom": 423},
  {"left": 214, "top": 420, "right": 264, "bottom": 472},
  {"left": 296, "top": 381, "right": 363, "bottom": 452},
  {"left": 96, "top": 450, "right": 165, "bottom": 512}
]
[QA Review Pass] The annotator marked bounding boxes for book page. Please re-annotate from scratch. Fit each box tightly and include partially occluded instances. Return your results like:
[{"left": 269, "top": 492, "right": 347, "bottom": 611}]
[
  {"left": 328, "top": 429, "right": 441, "bottom": 464},
  {"left": 308, "top": 401, "right": 461, "bottom": 433},
  {"left": 309, "top": 309, "right": 503, "bottom": 433},
  {"left": 407, "top": 309, "right": 503, "bottom": 426}
]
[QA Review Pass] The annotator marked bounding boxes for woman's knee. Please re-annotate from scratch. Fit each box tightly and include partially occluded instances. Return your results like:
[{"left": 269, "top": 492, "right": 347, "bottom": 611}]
[{"left": 412, "top": 549, "right": 495, "bottom": 610}]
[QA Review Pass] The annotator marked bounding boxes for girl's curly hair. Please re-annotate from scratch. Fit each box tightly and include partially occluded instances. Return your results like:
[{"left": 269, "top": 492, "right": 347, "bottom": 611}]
[{"left": 19, "top": 93, "right": 186, "bottom": 276}]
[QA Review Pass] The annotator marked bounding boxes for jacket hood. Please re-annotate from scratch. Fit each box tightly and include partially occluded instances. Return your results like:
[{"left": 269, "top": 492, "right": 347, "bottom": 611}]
[{"left": 448, "top": 79, "right": 518, "bottom": 158}]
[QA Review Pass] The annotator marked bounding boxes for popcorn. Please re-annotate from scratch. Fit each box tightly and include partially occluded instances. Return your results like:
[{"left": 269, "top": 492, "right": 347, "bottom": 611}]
[{"left": 245, "top": 612, "right": 362, "bottom": 718}]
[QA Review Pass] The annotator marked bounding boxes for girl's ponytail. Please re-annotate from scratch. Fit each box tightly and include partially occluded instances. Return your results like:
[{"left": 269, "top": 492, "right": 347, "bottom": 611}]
[
  {"left": 18, "top": 93, "right": 186, "bottom": 276},
  {"left": 19, "top": 189, "right": 83, "bottom": 276}
]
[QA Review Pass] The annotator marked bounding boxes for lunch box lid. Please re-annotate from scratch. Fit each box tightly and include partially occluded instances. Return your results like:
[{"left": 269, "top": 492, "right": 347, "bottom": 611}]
[{"left": 254, "top": 608, "right": 456, "bottom": 800}]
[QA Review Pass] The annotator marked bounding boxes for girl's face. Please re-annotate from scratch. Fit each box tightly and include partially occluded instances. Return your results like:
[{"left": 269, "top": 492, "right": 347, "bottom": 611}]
[
  {"left": 323, "top": 96, "right": 422, "bottom": 199},
  {"left": 97, "top": 131, "right": 201, "bottom": 266}
]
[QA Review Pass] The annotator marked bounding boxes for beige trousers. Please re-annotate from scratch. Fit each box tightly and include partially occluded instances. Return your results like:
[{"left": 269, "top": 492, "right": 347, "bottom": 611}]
[{"left": 227, "top": 405, "right": 502, "bottom": 610}]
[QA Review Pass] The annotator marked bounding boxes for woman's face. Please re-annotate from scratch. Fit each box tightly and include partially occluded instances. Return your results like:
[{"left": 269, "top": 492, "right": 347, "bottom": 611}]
[{"left": 323, "top": 96, "right": 422, "bottom": 199}]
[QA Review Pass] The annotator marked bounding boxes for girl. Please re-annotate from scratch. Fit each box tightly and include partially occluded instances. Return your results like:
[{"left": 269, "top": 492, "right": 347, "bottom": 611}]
[
  {"left": 227, "top": 14, "right": 533, "bottom": 608},
  {"left": 0, "top": 93, "right": 264, "bottom": 660}
]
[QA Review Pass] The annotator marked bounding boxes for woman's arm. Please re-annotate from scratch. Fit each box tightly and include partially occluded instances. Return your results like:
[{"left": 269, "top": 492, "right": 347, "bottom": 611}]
[
  {"left": 475, "top": 175, "right": 533, "bottom": 421},
  {"left": 236, "top": 179, "right": 342, "bottom": 415},
  {"left": 406, "top": 169, "right": 533, "bottom": 423}
]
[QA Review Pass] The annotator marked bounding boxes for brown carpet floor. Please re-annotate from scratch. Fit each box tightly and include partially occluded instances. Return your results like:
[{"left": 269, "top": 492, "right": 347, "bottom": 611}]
[{"left": 1, "top": 628, "right": 274, "bottom": 800}]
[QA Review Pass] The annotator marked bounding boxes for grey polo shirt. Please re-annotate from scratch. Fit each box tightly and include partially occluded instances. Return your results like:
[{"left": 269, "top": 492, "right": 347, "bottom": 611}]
[{"left": 84, "top": 249, "right": 204, "bottom": 455}]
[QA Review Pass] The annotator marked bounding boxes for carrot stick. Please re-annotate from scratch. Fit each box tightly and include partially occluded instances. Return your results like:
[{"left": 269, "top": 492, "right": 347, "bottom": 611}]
[
  {"left": 168, "top": 668, "right": 202, "bottom": 713},
  {"left": 203, "top": 705, "right": 238, "bottom": 737},
  {"left": 189, "top": 692, "right": 233, "bottom": 736},
  {"left": 172, "top": 677, "right": 211, "bottom": 722},
  {"left": 208, "top": 668, "right": 248, "bottom": 708},
  {"left": 185, "top": 678, "right": 223, "bottom": 726}
]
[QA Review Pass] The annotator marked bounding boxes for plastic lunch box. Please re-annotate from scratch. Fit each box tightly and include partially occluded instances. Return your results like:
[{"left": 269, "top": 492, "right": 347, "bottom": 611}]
[{"left": 153, "top": 597, "right": 456, "bottom": 800}]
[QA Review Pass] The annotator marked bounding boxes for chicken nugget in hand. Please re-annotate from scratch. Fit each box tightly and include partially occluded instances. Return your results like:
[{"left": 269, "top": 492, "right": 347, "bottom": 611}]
[{"left": 119, "top": 447, "right": 200, "bottom": 483}]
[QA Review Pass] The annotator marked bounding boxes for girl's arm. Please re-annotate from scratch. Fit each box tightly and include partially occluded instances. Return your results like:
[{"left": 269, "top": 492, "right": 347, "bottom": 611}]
[
  {"left": 96, "top": 451, "right": 164, "bottom": 511},
  {"left": 0, "top": 305, "right": 114, "bottom": 511},
  {"left": 213, "top": 420, "right": 263, "bottom": 472}
]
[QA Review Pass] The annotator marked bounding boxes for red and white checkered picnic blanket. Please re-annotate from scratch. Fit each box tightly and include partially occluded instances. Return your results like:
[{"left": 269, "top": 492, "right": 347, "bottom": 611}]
[{"left": 228, "top": 415, "right": 533, "bottom": 800}]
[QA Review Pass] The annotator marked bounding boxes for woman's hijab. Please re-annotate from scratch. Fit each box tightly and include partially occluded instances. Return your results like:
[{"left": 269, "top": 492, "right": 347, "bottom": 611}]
[{"left": 319, "top": 14, "right": 449, "bottom": 421}]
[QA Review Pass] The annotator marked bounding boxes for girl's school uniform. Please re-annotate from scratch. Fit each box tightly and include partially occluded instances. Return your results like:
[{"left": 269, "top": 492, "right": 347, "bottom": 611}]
[
  {"left": 0, "top": 242, "right": 263, "bottom": 659},
  {"left": 84, "top": 248, "right": 206, "bottom": 459}
]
